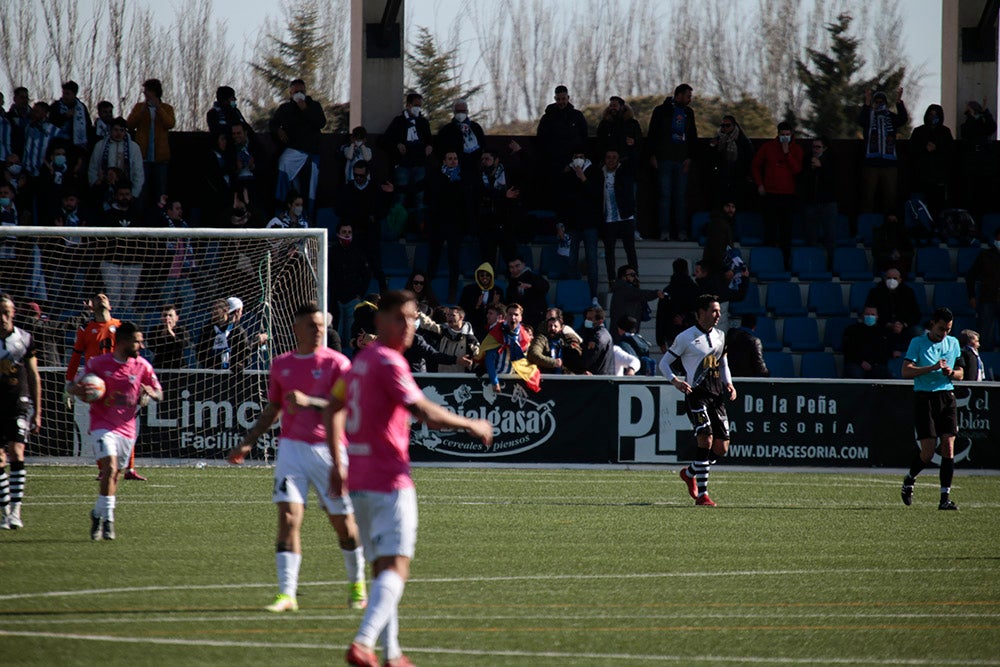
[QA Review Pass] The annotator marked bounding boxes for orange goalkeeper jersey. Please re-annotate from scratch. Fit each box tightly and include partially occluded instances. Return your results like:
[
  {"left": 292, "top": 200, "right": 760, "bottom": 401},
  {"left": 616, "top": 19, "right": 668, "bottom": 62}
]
[{"left": 66, "top": 318, "right": 122, "bottom": 382}]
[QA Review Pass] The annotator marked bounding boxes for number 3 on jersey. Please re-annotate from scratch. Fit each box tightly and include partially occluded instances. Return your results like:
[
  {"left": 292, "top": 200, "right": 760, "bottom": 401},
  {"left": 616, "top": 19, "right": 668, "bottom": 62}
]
[{"left": 344, "top": 377, "right": 362, "bottom": 435}]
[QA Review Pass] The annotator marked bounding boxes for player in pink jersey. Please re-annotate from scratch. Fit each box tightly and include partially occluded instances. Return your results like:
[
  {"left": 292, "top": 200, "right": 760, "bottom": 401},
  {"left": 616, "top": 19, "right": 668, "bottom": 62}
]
[
  {"left": 326, "top": 291, "right": 493, "bottom": 667},
  {"left": 228, "top": 302, "right": 367, "bottom": 613},
  {"left": 68, "top": 322, "right": 162, "bottom": 541}
]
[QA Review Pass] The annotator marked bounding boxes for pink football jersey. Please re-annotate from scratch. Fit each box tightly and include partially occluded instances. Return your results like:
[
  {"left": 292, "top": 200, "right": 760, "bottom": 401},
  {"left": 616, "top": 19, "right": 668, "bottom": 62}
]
[
  {"left": 268, "top": 347, "right": 351, "bottom": 443},
  {"left": 86, "top": 353, "right": 161, "bottom": 440}
]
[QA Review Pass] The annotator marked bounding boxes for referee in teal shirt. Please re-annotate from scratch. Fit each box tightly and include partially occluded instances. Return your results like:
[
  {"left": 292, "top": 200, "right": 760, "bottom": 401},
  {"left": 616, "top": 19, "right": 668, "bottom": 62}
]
[{"left": 900, "top": 307, "right": 964, "bottom": 510}]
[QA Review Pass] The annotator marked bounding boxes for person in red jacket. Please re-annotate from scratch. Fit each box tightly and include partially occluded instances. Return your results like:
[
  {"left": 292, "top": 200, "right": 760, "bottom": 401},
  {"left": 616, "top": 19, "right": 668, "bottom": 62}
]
[{"left": 751, "top": 122, "right": 803, "bottom": 268}]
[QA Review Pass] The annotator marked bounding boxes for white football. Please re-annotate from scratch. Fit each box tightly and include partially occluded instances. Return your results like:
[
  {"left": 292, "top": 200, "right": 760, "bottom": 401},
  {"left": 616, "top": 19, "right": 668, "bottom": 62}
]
[{"left": 78, "top": 373, "right": 106, "bottom": 403}]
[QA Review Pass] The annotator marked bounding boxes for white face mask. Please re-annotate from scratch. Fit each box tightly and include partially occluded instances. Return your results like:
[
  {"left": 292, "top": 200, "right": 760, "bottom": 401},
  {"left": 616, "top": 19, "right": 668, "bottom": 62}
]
[
  {"left": 583, "top": 319, "right": 595, "bottom": 329},
  {"left": 410, "top": 106, "right": 422, "bottom": 117},
  {"left": 778, "top": 135, "right": 791, "bottom": 144},
  {"left": 454, "top": 112, "right": 468, "bottom": 122},
  {"left": 8, "top": 164, "right": 22, "bottom": 175},
  {"left": 885, "top": 278, "right": 900, "bottom": 290},
  {"left": 291, "top": 92, "right": 306, "bottom": 102},
  {"left": 291, "top": 205, "right": 303, "bottom": 217},
  {"left": 571, "top": 158, "right": 586, "bottom": 169}
]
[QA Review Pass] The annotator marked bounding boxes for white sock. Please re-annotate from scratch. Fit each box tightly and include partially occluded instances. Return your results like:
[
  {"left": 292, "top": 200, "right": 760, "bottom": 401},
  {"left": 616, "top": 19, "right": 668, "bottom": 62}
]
[
  {"left": 276, "top": 551, "right": 302, "bottom": 598},
  {"left": 96, "top": 495, "right": 116, "bottom": 522},
  {"left": 378, "top": 607, "right": 401, "bottom": 661},
  {"left": 354, "top": 569, "right": 405, "bottom": 648},
  {"left": 342, "top": 547, "right": 365, "bottom": 584}
]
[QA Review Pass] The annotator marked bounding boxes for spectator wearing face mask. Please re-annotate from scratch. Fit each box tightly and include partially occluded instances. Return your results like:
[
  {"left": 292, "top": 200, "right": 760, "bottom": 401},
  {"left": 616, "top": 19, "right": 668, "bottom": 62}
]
[
  {"left": 383, "top": 92, "right": 433, "bottom": 236},
  {"left": 858, "top": 87, "right": 907, "bottom": 215},
  {"left": 328, "top": 222, "right": 372, "bottom": 347},
  {"left": 336, "top": 160, "right": 393, "bottom": 292},
  {"left": 340, "top": 126, "right": 373, "bottom": 184},
  {"left": 865, "top": 268, "right": 922, "bottom": 354},
  {"left": 269, "top": 78, "right": 326, "bottom": 215},
  {"left": 842, "top": 306, "right": 891, "bottom": 379},
  {"left": 967, "top": 228, "right": 1000, "bottom": 350},
  {"left": 206, "top": 86, "right": 250, "bottom": 137},
  {"left": 437, "top": 99, "right": 485, "bottom": 175},
  {"left": 908, "top": 104, "right": 954, "bottom": 221}
]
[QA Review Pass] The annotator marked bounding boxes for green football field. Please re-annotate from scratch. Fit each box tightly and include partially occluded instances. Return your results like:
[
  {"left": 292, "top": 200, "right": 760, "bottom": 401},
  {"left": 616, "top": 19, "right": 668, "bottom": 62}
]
[{"left": 2, "top": 465, "right": 999, "bottom": 666}]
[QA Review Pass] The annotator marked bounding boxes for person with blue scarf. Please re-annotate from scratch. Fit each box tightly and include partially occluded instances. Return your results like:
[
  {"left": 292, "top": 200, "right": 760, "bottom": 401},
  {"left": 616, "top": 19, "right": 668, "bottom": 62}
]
[{"left": 858, "top": 87, "right": 908, "bottom": 215}]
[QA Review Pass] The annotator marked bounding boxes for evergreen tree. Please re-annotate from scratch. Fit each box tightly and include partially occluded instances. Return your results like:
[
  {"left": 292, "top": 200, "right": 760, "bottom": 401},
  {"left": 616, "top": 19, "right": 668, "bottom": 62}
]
[
  {"left": 796, "top": 13, "right": 905, "bottom": 139},
  {"left": 405, "top": 27, "right": 482, "bottom": 132}
]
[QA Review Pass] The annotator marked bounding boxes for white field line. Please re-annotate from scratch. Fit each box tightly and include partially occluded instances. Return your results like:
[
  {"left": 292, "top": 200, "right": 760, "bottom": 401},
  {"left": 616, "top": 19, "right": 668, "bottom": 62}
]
[{"left": 0, "top": 630, "right": 997, "bottom": 665}]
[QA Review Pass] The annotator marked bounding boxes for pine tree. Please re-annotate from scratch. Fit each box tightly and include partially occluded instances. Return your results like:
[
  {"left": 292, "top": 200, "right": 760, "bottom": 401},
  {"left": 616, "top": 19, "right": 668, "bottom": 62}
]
[
  {"left": 796, "top": 13, "right": 905, "bottom": 139},
  {"left": 405, "top": 27, "right": 482, "bottom": 132}
]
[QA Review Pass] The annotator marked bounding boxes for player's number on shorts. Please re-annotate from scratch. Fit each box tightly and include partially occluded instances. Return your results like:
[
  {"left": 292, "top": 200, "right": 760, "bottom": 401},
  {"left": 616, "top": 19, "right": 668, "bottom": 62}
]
[
  {"left": 345, "top": 378, "right": 362, "bottom": 435},
  {"left": 276, "top": 477, "right": 289, "bottom": 494}
]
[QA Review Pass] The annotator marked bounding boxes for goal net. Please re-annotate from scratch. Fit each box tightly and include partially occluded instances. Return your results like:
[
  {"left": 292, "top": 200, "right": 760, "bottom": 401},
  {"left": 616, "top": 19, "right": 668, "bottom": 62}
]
[{"left": 1, "top": 226, "right": 327, "bottom": 465}]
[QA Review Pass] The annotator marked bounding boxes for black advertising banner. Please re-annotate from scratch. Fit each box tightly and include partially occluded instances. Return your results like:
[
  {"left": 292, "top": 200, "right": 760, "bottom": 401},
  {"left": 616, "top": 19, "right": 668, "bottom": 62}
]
[{"left": 32, "top": 371, "right": 1000, "bottom": 468}]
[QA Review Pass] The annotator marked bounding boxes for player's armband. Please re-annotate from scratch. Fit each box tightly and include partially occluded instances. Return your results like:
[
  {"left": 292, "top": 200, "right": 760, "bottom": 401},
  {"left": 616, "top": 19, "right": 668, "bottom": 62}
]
[{"left": 331, "top": 377, "right": 346, "bottom": 402}]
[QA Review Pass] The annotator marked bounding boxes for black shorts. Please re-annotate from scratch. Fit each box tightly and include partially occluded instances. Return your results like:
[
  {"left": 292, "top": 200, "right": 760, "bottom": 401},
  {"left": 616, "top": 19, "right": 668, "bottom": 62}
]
[
  {"left": 0, "top": 397, "right": 33, "bottom": 444},
  {"left": 914, "top": 391, "right": 958, "bottom": 440},
  {"left": 686, "top": 391, "right": 730, "bottom": 440}
]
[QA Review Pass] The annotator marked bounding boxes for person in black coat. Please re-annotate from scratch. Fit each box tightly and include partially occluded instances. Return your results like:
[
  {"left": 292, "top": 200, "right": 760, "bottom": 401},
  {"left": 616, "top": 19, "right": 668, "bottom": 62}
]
[
  {"left": 436, "top": 99, "right": 486, "bottom": 175},
  {"left": 800, "top": 135, "right": 839, "bottom": 268},
  {"left": 383, "top": 92, "right": 433, "bottom": 234},
  {"left": 594, "top": 149, "right": 638, "bottom": 286},
  {"left": 475, "top": 148, "right": 523, "bottom": 270},
  {"left": 427, "top": 151, "right": 472, "bottom": 301},
  {"left": 206, "top": 86, "right": 250, "bottom": 137},
  {"left": 328, "top": 221, "right": 372, "bottom": 347},
  {"left": 842, "top": 306, "right": 891, "bottom": 379},
  {"left": 909, "top": 104, "right": 954, "bottom": 221},
  {"left": 725, "top": 314, "right": 770, "bottom": 377},
  {"left": 579, "top": 306, "right": 615, "bottom": 375},
  {"left": 596, "top": 96, "right": 642, "bottom": 167},
  {"left": 269, "top": 79, "right": 326, "bottom": 213},
  {"left": 504, "top": 256, "right": 549, "bottom": 330},
  {"left": 535, "top": 85, "right": 588, "bottom": 204},
  {"left": 708, "top": 114, "right": 754, "bottom": 208},
  {"left": 864, "top": 268, "right": 922, "bottom": 354},
  {"left": 336, "top": 160, "right": 392, "bottom": 292},
  {"left": 657, "top": 258, "right": 700, "bottom": 352}
]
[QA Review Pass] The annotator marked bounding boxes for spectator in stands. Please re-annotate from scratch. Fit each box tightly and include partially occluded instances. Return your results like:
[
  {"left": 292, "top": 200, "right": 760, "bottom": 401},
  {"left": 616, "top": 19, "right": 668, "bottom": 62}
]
[
  {"left": 708, "top": 114, "right": 755, "bottom": 208},
  {"left": 957, "top": 329, "right": 985, "bottom": 381},
  {"left": 99, "top": 182, "right": 143, "bottom": 312},
  {"left": 50, "top": 81, "right": 92, "bottom": 152},
  {"left": 7, "top": 87, "right": 32, "bottom": 155},
  {"left": 959, "top": 99, "right": 997, "bottom": 219},
  {"left": 267, "top": 191, "right": 309, "bottom": 229},
  {"left": 407, "top": 270, "right": 442, "bottom": 317},
  {"left": 609, "top": 265, "right": 662, "bottom": 342},
  {"left": 36, "top": 140, "right": 86, "bottom": 217},
  {"left": 22, "top": 102, "right": 57, "bottom": 180},
  {"left": 196, "top": 298, "right": 250, "bottom": 372},
  {"left": 842, "top": 306, "right": 891, "bottom": 379},
  {"left": 230, "top": 122, "right": 260, "bottom": 207},
  {"left": 340, "top": 126, "right": 372, "bottom": 184},
  {"left": 336, "top": 160, "right": 393, "bottom": 292},
  {"left": 206, "top": 86, "right": 249, "bottom": 137},
  {"left": 348, "top": 293, "right": 380, "bottom": 353},
  {"left": 44, "top": 191, "right": 94, "bottom": 304},
  {"left": 18, "top": 301, "right": 64, "bottom": 367},
  {"left": 475, "top": 148, "right": 522, "bottom": 270},
  {"left": 383, "top": 92, "right": 432, "bottom": 234},
  {"left": 725, "top": 314, "right": 770, "bottom": 378},
  {"left": 477, "top": 302, "right": 540, "bottom": 392},
  {"left": 865, "top": 268, "right": 922, "bottom": 354},
  {"left": 612, "top": 342, "right": 641, "bottom": 376},
  {"left": 596, "top": 96, "right": 642, "bottom": 169},
  {"left": 556, "top": 148, "right": 600, "bottom": 304},
  {"left": 597, "top": 149, "right": 639, "bottom": 286},
  {"left": 751, "top": 121, "right": 803, "bottom": 268},
  {"left": 158, "top": 197, "right": 197, "bottom": 318},
  {"left": 648, "top": 83, "right": 697, "bottom": 241},
  {"left": 505, "top": 256, "right": 549, "bottom": 330},
  {"left": 967, "top": 228, "right": 1000, "bottom": 350},
  {"left": 579, "top": 305, "right": 615, "bottom": 375},
  {"left": 324, "top": 312, "right": 343, "bottom": 352},
  {"left": 227, "top": 296, "right": 269, "bottom": 366},
  {"left": 872, "top": 213, "right": 915, "bottom": 275},
  {"left": 147, "top": 304, "right": 190, "bottom": 369},
  {"left": 93, "top": 101, "right": 114, "bottom": 144},
  {"left": 405, "top": 328, "right": 468, "bottom": 373},
  {"left": 269, "top": 78, "right": 326, "bottom": 215},
  {"left": 536, "top": 85, "right": 588, "bottom": 204},
  {"left": 858, "top": 88, "right": 907, "bottom": 215},
  {"left": 800, "top": 135, "right": 838, "bottom": 269},
  {"left": 437, "top": 98, "right": 485, "bottom": 175},
  {"left": 0, "top": 182, "right": 26, "bottom": 299},
  {"left": 427, "top": 150, "right": 471, "bottom": 301},
  {"left": 615, "top": 315, "right": 655, "bottom": 376},
  {"left": 127, "top": 78, "right": 175, "bottom": 208},
  {"left": 88, "top": 117, "right": 143, "bottom": 203},
  {"left": 416, "top": 305, "right": 479, "bottom": 373},
  {"left": 328, "top": 222, "right": 372, "bottom": 347},
  {"left": 528, "top": 307, "right": 583, "bottom": 375},
  {"left": 459, "top": 262, "right": 503, "bottom": 339},
  {"left": 656, "top": 258, "right": 699, "bottom": 352},
  {"left": 701, "top": 202, "right": 736, "bottom": 275},
  {"left": 0, "top": 92, "right": 10, "bottom": 162},
  {"left": 909, "top": 104, "right": 954, "bottom": 221},
  {"left": 203, "top": 131, "right": 235, "bottom": 221},
  {"left": 2, "top": 153, "right": 26, "bottom": 201}
]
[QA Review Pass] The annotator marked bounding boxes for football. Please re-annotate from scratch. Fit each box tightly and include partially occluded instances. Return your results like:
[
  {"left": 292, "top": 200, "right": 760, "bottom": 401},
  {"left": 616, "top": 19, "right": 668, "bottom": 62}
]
[{"left": 78, "top": 373, "right": 106, "bottom": 403}]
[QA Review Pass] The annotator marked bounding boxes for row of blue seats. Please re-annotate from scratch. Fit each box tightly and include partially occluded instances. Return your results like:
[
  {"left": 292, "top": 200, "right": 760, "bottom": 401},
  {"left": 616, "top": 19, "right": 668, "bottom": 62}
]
[
  {"left": 693, "top": 211, "right": 1000, "bottom": 248},
  {"left": 763, "top": 350, "right": 1000, "bottom": 380},
  {"left": 746, "top": 245, "right": 983, "bottom": 283},
  {"left": 732, "top": 280, "right": 976, "bottom": 318}
]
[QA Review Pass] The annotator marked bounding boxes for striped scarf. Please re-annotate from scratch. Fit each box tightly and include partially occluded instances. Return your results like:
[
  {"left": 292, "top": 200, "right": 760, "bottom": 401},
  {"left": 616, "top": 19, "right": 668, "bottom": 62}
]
[
  {"left": 100, "top": 138, "right": 132, "bottom": 180},
  {"left": 865, "top": 107, "right": 897, "bottom": 161},
  {"left": 55, "top": 100, "right": 88, "bottom": 147},
  {"left": 23, "top": 122, "right": 55, "bottom": 175},
  {"left": 0, "top": 115, "right": 10, "bottom": 161}
]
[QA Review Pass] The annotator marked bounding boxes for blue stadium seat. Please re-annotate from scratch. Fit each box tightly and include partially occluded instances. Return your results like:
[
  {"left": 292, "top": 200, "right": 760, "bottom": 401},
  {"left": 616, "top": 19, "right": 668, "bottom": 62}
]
[
  {"left": 856, "top": 213, "right": 884, "bottom": 245},
  {"left": 691, "top": 211, "right": 712, "bottom": 244},
  {"left": 754, "top": 316, "right": 782, "bottom": 351},
  {"left": 981, "top": 352, "right": 1000, "bottom": 380},
  {"left": 932, "top": 283, "right": 975, "bottom": 316},
  {"left": 538, "top": 245, "right": 574, "bottom": 280},
  {"left": 413, "top": 244, "right": 449, "bottom": 278},
  {"left": 729, "top": 283, "right": 765, "bottom": 316},
  {"left": 832, "top": 247, "right": 872, "bottom": 281},
  {"left": 800, "top": 351, "right": 838, "bottom": 378},
  {"left": 430, "top": 277, "right": 453, "bottom": 301},
  {"left": 387, "top": 276, "right": 408, "bottom": 291},
  {"left": 957, "top": 246, "right": 982, "bottom": 277},
  {"left": 980, "top": 213, "right": 1000, "bottom": 242},
  {"left": 911, "top": 282, "right": 932, "bottom": 316},
  {"left": 381, "top": 243, "right": 411, "bottom": 277},
  {"left": 915, "top": 247, "right": 955, "bottom": 281},
  {"left": 888, "top": 357, "right": 905, "bottom": 379},
  {"left": 807, "top": 282, "right": 848, "bottom": 316},
  {"left": 750, "top": 247, "right": 791, "bottom": 281},
  {"left": 834, "top": 213, "right": 854, "bottom": 246},
  {"left": 823, "top": 316, "right": 856, "bottom": 352},
  {"left": 791, "top": 247, "right": 832, "bottom": 280},
  {"left": 763, "top": 351, "right": 794, "bottom": 378},
  {"left": 735, "top": 211, "right": 765, "bottom": 246},
  {"left": 782, "top": 316, "right": 823, "bottom": 351},
  {"left": 849, "top": 281, "right": 875, "bottom": 314},
  {"left": 766, "top": 283, "right": 807, "bottom": 316},
  {"left": 790, "top": 211, "right": 807, "bottom": 247},
  {"left": 459, "top": 244, "right": 488, "bottom": 277},
  {"left": 555, "top": 279, "right": 592, "bottom": 314}
]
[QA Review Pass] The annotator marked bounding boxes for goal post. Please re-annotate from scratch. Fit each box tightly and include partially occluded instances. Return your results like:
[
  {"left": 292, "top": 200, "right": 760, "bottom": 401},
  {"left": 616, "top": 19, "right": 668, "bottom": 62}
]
[{"left": 1, "top": 226, "right": 327, "bottom": 465}]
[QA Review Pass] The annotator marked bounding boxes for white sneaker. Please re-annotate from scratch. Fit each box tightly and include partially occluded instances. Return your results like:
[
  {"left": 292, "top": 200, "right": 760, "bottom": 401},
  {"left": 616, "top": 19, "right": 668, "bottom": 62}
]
[
  {"left": 634, "top": 230, "right": 643, "bottom": 241},
  {"left": 0, "top": 508, "right": 9, "bottom": 530},
  {"left": 7, "top": 503, "right": 21, "bottom": 529}
]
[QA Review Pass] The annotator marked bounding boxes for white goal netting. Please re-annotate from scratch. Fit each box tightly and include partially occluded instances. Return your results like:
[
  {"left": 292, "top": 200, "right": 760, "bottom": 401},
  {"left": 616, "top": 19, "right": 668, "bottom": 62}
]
[{"left": 1, "top": 227, "right": 326, "bottom": 464}]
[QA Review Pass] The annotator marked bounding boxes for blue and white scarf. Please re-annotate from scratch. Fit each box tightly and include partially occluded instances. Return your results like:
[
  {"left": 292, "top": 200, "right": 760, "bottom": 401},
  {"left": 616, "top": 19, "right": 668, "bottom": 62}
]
[
  {"left": 55, "top": 100, "right": 88, "bottom": 147},
  {"left": 459, "top": 121, "right": 480, "bottom": 154},
  {"left": 482, "top": 163, "right": 506, "bottom": 191},
  {"left": 23, "top": 122, "right": 56, "bottom": 175},
  {"left": 865, "top": 106, "right": 897, "bottom": 161},
  {"left": 0, "top": 115, "right": 10, "bottom": 161},
  {"left": 441, "top": 164, "right": 461, "bottom": 182}
]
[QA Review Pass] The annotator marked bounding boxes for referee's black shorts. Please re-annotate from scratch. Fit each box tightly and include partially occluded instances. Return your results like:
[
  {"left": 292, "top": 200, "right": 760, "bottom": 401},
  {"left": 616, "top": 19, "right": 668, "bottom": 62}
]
[{"left": 913, "top": 390, "right": 958, "bottom": 440}]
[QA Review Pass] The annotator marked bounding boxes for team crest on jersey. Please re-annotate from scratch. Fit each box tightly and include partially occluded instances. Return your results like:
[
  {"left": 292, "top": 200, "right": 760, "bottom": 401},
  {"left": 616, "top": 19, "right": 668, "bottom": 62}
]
[
  {"left": 311, "top": 369, "right": 322, "bottom": 379},
  {"left": 128, "top": 375, "right": 137, "bottom": 382},
  {"left": 281, "top": 368, "right": 291, "bottom": 376}
]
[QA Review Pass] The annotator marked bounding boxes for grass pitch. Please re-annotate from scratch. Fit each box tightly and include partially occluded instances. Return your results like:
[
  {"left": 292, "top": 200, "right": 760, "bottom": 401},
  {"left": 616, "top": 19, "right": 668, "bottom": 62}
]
[{"left": 2, "top": 465, "right": 999, "bottom": 666}]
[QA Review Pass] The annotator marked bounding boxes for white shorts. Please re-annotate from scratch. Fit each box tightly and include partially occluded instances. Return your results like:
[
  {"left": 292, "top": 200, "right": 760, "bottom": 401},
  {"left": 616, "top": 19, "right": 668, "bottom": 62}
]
[
  {"left": 350, "top": 487, "right": 418, "bottom": 560},
  {"left": 273, "top": 438, "right": 353, "bottom": 516},
  {"left": 91, "top": 429, "right": 135, "bottom": 466}
]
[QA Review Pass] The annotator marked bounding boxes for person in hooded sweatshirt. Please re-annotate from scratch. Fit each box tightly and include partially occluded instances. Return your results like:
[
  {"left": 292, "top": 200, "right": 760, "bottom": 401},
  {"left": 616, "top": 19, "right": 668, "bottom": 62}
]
[
  {"left": 459, "top": 262, "right": 505, "bottom": 340},
  {"left": 909, "top": 104, "right": 954, "bottom": 221}
]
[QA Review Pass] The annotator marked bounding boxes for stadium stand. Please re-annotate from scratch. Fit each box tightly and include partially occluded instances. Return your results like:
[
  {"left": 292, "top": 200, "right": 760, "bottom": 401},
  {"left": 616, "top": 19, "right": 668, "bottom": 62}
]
[
  {"left": 782, "top": 317, "right": 823, "bottom": 352},
  {"left": 800, "top": 351, "right": 838, "bottom": 378},
  {"left": 763, "top": 351, "right": 794, "bottom": 378},
  {"left": 750, "top": 247, "right": 792, "bottom": 281},
  {"left": 766, "top": 283, "right": 808, "bottom": 317}
]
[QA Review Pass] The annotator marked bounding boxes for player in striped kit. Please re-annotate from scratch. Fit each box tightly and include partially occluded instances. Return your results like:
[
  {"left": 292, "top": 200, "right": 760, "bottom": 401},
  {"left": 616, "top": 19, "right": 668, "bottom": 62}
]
[
  {"left": 659, "top": 294, "right": 737, "bottom": 507},
  {"left": 228, "top": 302, "right": 368, "bottom": 612}
]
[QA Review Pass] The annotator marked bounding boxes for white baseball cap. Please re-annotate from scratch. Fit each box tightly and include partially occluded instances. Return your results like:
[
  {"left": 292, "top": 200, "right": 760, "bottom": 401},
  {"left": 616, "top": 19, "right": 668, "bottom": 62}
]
[{"left": 226, "top": 297, "right": 244, "bottom": 314}]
